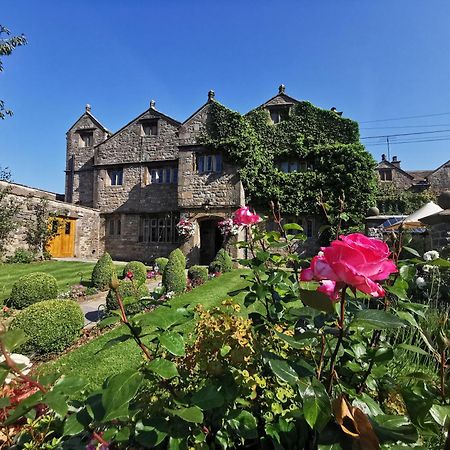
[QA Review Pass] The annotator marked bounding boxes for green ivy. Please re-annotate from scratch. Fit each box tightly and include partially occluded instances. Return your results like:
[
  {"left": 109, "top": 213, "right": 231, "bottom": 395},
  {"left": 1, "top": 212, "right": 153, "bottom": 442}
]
[{"left": 200, "top": 101, "right": 377, "bottom": 228}]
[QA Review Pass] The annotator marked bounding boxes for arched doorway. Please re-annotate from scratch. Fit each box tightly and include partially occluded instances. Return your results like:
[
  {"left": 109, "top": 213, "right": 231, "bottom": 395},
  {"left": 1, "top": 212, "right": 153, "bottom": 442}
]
[{"left": 199, "top": 219, "right": 223, "bottom": 265}]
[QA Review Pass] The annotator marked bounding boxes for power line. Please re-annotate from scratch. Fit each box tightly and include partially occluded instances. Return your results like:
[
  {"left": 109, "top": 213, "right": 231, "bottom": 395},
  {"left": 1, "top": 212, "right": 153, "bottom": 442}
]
[
  {"left": 361, "top": 123, "right": 450, "bottom": 130},
  {"left": 365, "top": 136, "right": 450, "bottom": 146},
  {"left": 361, "top": 128, "right": 450, "bottom": 140},
  {"left": 360, "top": 111, "right": 450, "bottom": 124}
]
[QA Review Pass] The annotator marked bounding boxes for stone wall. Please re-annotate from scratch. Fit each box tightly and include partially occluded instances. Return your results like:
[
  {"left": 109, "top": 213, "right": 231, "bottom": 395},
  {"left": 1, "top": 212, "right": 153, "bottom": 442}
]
[
  {"left": 428, "top": 161, "right": 450, "bottom": 194},
  {"left": 429, "top": 222, "right": 450, "bottom": 251},
  {"left": 376, "top": 161, "right": 415, "bottom": 190},
  {"left": 1, "top": 181, "right": 103, "bottom": 259}
]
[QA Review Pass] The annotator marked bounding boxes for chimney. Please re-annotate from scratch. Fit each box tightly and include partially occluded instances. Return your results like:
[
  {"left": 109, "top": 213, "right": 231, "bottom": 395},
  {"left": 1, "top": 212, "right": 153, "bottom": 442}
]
[
  {"left": 381, "top": 154, "right": 386, "bottom": 161},
  {"left": 391, "top": 155, "right": 401, "bottom": 168}
]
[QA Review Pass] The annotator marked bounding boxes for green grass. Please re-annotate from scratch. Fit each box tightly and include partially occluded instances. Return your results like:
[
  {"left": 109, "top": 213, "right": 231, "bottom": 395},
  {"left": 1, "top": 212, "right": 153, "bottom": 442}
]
[{"left": 39, "top": 269, "right": 250, "bottom": 389}]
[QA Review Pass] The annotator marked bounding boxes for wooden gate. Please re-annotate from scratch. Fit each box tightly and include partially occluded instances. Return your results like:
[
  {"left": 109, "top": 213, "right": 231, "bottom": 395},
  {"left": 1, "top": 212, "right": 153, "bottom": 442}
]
[{"left": 47, "top": 217, "right": 76, "bottom": 257}]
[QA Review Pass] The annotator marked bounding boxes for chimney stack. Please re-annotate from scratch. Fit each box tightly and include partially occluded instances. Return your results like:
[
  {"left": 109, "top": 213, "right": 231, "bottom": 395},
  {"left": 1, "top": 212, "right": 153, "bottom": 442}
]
[{"left": 391, "top": 155, "right": 401, "bottom": 168}]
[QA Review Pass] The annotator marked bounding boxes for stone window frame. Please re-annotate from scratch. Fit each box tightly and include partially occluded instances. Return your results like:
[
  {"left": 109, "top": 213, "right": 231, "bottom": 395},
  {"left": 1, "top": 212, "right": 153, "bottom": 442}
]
[
  {"left": 107, "top": 168, "right": 124, "bottom": 186},
  {"left": 379, "top": 168, "right": 393, "bottom": 182},
  {"left": 196, "top": 153, "right": 223, "bottom": 174},
  {"left": 276, "top": 159, "right": 313, "bottom": 173},
  {"left": 138, "top": 212, "right": 179, "bottom": 243},
  {"left": 78, "top": 130, "right": 94, "bottom": 147},
  {"left": 268, "top": 106, "right": 291, "bottom": 124},
  {"left": 106, "top": 216, "right": 122, "bottom": 237},
  {"left": 146, "top": 166, "right": 178, "bottom": 185},
  {"left": 140, "top": 119, "right": 159, "bottom": 137}
]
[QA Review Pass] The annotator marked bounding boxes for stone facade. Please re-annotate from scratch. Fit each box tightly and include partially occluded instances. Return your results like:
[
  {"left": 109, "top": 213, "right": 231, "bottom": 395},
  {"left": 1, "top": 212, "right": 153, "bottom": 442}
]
[{"left": 1, "top": 181, "right": 102, "bottom": 259}]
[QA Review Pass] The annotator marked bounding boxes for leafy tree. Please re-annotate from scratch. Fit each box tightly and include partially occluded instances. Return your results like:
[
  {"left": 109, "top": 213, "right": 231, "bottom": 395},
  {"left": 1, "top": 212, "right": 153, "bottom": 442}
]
[
  {"left": 0, "top": 25, "right": 27, "bottom": 119},
  {"left": 0, "top": 167, "right": 20, "bottom": 257}
]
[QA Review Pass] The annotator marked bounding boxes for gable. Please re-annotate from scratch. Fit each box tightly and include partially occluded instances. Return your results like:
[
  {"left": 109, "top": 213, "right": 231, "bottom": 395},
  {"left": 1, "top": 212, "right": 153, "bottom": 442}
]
[
  {"left": 179, "top": 102, "right": 212, "bottom": 146},
  {"left": 67, "top": 111, "right": 109, "bottom": 134}
]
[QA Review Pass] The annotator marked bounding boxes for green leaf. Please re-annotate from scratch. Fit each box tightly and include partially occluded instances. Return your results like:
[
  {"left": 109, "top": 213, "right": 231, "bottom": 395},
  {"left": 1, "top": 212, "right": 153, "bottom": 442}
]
[
  {"left": 0, "top": 329, "right": 28, "bottom": 351},
  {"left": 397, "top": 343, "right": 428, "bottom": 356},
  {"left": 63, "top": 409, "right": 92, "bottom": 435},
  {"left": 283, "top": 223, "right": 303, "bottom": 231},
  {"left": 350, "top": 310, "right": 406, "bottom": 330},
  {"left": 267, "top": 358, "right": 298, "bottom": 385},
  {"left": 192, "top": 382, "right": 225, "bottom": 410},
  {"left": 299, "top": 288, "right": 335, "bottom": 314},
  {"left": 220, "top": 345, "right": 231, "bottom": 357},
  {"left": 147, "top": 358, "right": 179, "bottom": 379},
  {"left": 430, "top": 404, "right": 450, "bottom": 427},
  {"left": 135, "top": 420, "right": 167, "bottom": 447},
  {"left": 168, "top": 406, "right": 204, "bottom": 423},
  {"left": 399, "top": 264, "right": 416, "bottom": 282},
  {"left": 403, "top": 246, "right": 420, "bottom": 258},
  {"left": 301, "top": 379, "right": 331, "bottom": 432},
  {"left": 159, "top": 331, "right": 185, "bottom": 356},
  {"left": 98, "top": 316, "right": 120, "bottom": 328},
  {"left": 44, "top": 391, "right": 68, "bottom": 417},
  {"left": 371, "top": 415, "right": 418, "bottom": 443},
  {"left": 430, "top": 258, "right": 450, "bottom": 268},
  {"left": 274, "top": 330, "right": 316, "bottom": 349},
  {"left": 386, "top": 278, "right": 408, "bottom": 300},
  {"left": 137, "top": 306, "right": 187, "bottom": 330},
  {"left": 102, "top": 369, "right": 143, "bottom": 421},
  {"left": 229, "top": 410, "right": 258, "bottom": 439},
  {"left": 0, "top": 397, "right": 10, "bottom": 408}
]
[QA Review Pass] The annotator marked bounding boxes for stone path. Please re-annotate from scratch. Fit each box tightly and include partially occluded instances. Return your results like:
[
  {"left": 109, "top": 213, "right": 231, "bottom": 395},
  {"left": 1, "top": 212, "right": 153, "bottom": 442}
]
[{"left": 79, "top": 279, "right": 162, "bottom": 328}]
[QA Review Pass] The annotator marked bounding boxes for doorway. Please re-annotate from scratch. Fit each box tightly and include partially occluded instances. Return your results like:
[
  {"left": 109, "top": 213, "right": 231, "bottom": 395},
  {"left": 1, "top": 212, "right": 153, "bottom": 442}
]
[
  {"left": 47, "top": 217, "right": 76, "bottom": 257},
  {"left": 199, "top": 219, "right": 223, "bottom": 265}
]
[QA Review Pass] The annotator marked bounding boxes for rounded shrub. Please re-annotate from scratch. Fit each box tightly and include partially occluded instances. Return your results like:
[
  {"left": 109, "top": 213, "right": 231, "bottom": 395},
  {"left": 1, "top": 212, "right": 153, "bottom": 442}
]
[
  {"left": 162, "top": 249, "right": 186, "bottom": 294},
  {"left": 91, "top": 252, "right": 117, "bottom": 291},
  {"left": 10, "top": 272, "right": 58, "bottom": 309},
  {"left": 6, "top": 248, "right": 36, "bottom": 264},
  {"left": 106, "top": 280, "right": 150, "bottom": 315},
  {"left": 210, "top": 248, "right": 233, "bottom": 273},
  {"left": 10, "top": 300, "right": 84, "bottom": 354},
  {"left": 155, "top": 257, "right": 169, "bottom": 274},
  {"left": 188, "top": 265, "right": 208, "bottom": 285},
  {"left": 122, "top": 261, "right": 147, "bottom": 285}
]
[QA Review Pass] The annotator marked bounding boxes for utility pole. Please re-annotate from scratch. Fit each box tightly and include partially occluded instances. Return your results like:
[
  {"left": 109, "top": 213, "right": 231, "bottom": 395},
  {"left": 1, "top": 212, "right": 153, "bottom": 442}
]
[{"left": 386, "top": 136, "right": 390, "bottom": 161}]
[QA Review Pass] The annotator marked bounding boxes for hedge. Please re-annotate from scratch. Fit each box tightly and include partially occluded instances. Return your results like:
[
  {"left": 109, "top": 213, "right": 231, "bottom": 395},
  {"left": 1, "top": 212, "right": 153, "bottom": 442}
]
[
  {"left": 122, "top": 261, "right": 147, "bottom": 285},
  {"left": 9, "top": 272, "right": 58, "bottom": 309},
  {"left": 10, "top": 299, "right": 84, "bottom": 354},
  {"left": 210, "top": 249, "right": 233, "bottom": 273},
  {"left": 188, "top": 265, "right": 208, "bottom": 285},
  {"left": 162, "top": 249, "right": 186, "bottom": 294},
  {"left": 155, "top": 257, "right": 169, "bottom": 274},
  {"left": 91, "top": 252, "right": 116, "bottom": 291},
  {"left": 106, "top": 280, "right": 150, "bottom": 316}
]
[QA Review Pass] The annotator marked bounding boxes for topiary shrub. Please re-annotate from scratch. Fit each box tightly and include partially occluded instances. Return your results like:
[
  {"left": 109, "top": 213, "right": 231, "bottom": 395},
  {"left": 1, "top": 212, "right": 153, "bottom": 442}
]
[
  {"left": 122, "top": 261, "right": 147, "bottom": 285},
  {"left": 210, "top": 248, "right": 233, "bottom": 273},
  {"left": 10, "top": 300, "right": 84, "bottom": 354},
  {"left": 91, "top": 252, "right": 116, "bottom": 291},
  {"left": 106, "top": 280, "right": 150, "bottom": 315},
  {"left": 155, "top": 257, "right": 169, "bottom": 274},
  {"left": 9, "top": 272, "right": 58, "bottom": 309},
  {"left": 162, "top": 249, "right": 186, "bottom": 294},
  {"left": 188, "top": 265, "right": 208, "bottom": 286}
]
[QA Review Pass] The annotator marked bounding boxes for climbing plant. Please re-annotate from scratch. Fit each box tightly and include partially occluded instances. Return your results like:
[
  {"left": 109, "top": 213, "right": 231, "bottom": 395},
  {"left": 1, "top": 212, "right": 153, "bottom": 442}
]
[{"left": 200, "top": 101, "right": 377, "bottom": 230}]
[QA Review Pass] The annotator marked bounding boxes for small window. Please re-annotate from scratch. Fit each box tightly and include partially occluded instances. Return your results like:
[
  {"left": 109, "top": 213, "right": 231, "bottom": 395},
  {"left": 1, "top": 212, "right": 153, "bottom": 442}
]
[
  {"left": 51, "top": 220, "right": 59, "bottom": 234},
  {"left": 139, "top": 213, "right": 178, "bottom": 243},
  {"left": 65, "top": 222, "right": 71, "bottom": 235},
  {"left": 79, "top": 131, "right": 93, "bottom": 147},
  {"left": 379, "top": 169, "right": 393, "bottom": 181},
  {"left": 107, "top": 217, "right": 121, "bottom": 236},
  {"left": 197, "top": 154, "right": 223, "bottom": 174},
  {"left": 148, "top": 167, "right": 178, "bottom": 184},
  {"left": 305, "top": 219, "right": 314, "bottom": 238},
  {"left": 269, "top": 107, "right": 290, "bottom": 124},
  {"left": 278, "top": 160, "right": 311, "bottom": 173},
  {"left": 108, "top": 168, "right": 123, "bottom": 186},
  {"left": 142, "top": 120, "right": 158, "bottom": 136}
]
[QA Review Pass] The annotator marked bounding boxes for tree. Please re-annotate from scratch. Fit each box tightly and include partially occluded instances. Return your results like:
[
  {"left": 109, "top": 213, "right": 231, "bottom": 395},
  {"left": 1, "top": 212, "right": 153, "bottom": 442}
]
[
  {"left": 0, "top": 167, "right": 21, "bottom": 257},
  {"left": 0, "top": 25, "right": 27, "bottom": 119},
  {"left": 25, "top": 198, "right": 58, "bottom": 259}
]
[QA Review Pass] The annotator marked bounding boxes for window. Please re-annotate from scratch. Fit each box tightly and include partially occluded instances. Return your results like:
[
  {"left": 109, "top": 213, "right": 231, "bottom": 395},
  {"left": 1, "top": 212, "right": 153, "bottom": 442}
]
[
  {"left": 277, "top": 160, "right": 312, "bottom": 173},
  {"left": 65, "top": 222, "right": 71, "bottom": 235},
  {"left": 107, "top": 217, "right": 121, "bottom": 236},
  {"left": 268, "top": 107, "right": 290, "bottom": 124},
  {"left": 149, "top": 167, "right": 178, "bottom": 184},
  {"left": 141, "top": 120, "right": 158, "bottom": 136},
  {"left": 108, "top": 168, "right": 123, "bottom": 186},
  {"left": 197, "top": 154, "right": 223, "bottom": 174},
  {"left": 139, "top": 213, "right": 178, "bottom": 243},
  {"left": 379, "top": 169, "right": 393, "bottom": 181},
  {"left": 305, "top": 219, "right": 314, "bottom": 238},
  {"left": 79, "top": 131, "right": 93, "bottom": 147}
]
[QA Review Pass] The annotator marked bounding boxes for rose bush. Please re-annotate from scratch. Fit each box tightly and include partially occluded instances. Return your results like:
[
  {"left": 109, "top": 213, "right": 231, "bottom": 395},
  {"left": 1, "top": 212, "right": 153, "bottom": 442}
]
[
  {"left": 301, "top": 233, "right": 397, "bottom": 300},
  {"left": 233, "top": 206, "right": 261, "bottom": 226}
]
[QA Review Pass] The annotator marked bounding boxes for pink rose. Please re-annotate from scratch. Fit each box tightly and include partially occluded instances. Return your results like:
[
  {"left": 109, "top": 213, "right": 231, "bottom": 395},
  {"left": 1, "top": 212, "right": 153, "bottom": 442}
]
[
  {"left": 301, "top": 233, "right": 397, "bottom": 300},
  {"left": 233, "top": 206, "right": 261, "bottom": 226},
  {"left": 125, "top": 271, "right": 134, "bottom": 280}
]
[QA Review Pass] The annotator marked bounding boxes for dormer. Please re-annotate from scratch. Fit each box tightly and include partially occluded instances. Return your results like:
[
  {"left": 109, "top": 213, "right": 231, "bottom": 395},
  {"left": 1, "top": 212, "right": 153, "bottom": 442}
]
[{"left": 255, "top": 84, "right": 299, "bottom": 124}]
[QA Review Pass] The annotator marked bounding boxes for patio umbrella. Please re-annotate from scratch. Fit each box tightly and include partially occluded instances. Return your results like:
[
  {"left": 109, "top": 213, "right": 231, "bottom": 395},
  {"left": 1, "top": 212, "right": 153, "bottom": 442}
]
[{"left": 384, "top": 201, "right": 443, "bottom": 230}]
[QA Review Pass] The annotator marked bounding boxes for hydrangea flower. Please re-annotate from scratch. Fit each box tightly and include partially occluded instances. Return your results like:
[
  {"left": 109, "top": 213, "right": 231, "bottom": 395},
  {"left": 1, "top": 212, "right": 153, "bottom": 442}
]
[{"left": 423, "top": 250, "right": 439, "bottom": 261}]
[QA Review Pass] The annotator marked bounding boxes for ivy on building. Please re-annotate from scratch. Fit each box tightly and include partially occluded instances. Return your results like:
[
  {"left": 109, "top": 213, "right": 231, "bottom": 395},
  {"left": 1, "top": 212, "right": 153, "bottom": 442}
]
[{"left": 200, "top": 100, "right": 377, "bottom": 229}]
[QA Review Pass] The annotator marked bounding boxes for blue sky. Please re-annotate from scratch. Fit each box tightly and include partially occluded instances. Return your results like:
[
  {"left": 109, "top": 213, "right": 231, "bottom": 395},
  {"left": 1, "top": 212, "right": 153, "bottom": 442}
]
[{"left": 2, "top": 1, "right": 450, "bottom": 192}]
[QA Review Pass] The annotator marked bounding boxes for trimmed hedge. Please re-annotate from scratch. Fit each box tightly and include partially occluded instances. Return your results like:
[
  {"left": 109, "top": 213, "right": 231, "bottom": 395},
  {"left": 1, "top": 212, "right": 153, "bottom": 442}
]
[
  {"left": 10, "top": 300, "right": 84, "bottom": 354},
  {"left": 122, "top": 261, "right": 147, "bottom": 285},
  {"left": 188, "top": 265, "right": 208, "bottom": 285},
  {"left": 9, "top": 272, "right": 58, "bottom": 309},
  {"left": 155, "top": 257, "right": 169, "bottom": 274},
  {"left": 210, "top": 249, "right": 233, "bottom": 273},
  {"left": 92, "top": 252, "right": 116, "bottom": 291},
  {"left": 162, "top": 249, "right": 186, "bottom": 294},
  {"left": 106, "top": 280, "right": 150, "bottom": 315}
]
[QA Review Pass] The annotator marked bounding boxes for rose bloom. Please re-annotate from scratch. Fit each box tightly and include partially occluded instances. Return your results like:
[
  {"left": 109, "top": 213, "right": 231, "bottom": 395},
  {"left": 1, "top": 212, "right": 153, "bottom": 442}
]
[
  {"left": 125, "top": 271, "right": 134, "bottom": 280},
  {"left": 300, "top": 233, "right": 397, "bottom": 301},
  {"left": 233, "top": 206, "right": 261, "bottom": 226}
]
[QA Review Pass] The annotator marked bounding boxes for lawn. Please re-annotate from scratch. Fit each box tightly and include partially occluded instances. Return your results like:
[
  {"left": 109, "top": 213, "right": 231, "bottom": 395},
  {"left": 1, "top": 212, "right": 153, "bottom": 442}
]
[
  {"left": 39, "top": 269, "right": 250, "bottom": 388},
  {"left": 0, "top": 261, "right": 98, "bottom": 304}
]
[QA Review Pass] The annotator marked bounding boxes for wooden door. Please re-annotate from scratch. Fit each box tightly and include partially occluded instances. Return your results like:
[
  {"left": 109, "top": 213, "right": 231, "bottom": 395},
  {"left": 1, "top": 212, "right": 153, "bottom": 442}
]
[{"left": 47, "top": 217, "right": 76, "bottom": 257}]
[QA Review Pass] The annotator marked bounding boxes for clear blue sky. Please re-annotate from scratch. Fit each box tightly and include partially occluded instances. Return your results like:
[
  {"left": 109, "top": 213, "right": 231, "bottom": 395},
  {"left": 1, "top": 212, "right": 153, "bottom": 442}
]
[{"left": 2, "top": 1, "right": 450, "bottom": 193}]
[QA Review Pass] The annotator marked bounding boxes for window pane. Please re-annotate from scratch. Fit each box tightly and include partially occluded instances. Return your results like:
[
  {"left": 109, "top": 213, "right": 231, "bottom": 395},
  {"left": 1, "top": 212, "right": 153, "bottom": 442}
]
[
  {"left": 198, "top": 155, "right": 204, "bottom": 173},
  {"left": 165, "top": 168, "right": 171, "bottom": 184},
  {"left": 172, "top": 168, "right": 178, "bottom": 184},
  {"left": 117, "top": 219, "right": 121, "bottom": 235},
  {"left": 157, "top": 169, "right": 163, "bottom": 183},
  {"left": 215, "top": 154, "right": 223, "bottom": 173},
  {"left": 281, "top": 162, "right": 289, "bottom": 173},
  {"left": 151, "top": 169, "right": 158, "bottom": 183},
  {"left": 289, "top": 162, "right": 298, "bottom": 172}
]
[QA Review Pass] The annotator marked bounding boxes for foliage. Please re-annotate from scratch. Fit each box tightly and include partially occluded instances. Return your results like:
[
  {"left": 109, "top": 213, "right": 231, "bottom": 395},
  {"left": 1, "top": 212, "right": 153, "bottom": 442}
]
[
  {"left": 0, "top": 167, "right": 21, "bottom": 258},
  {"left": 24, "top": 199, "right": 59, "bottom": 259},
  {"left": 5, "top": 248, "right": 35, "bottom": 264},
  {"left": 9, "top": 272, "right": 58, "bottom": 309},
  {"left": 210, "top": 248, "right": 233, "bottom": 273},
  {"left": 9, "top": 299, "right": 84, "bottom": 354},
  {"left": 91, "top": 252, "right": 116, "bottom": 291},
  {"left": 200, "top": 101, "right": 377, "bottom": 230},
  {"left": 154, "top": 257, "right": 168, "bottom": 274},
  {"left": 122, "top": 261, "right": 147, "bottom": 285},
  {"left": 0, "top": 25, "right": 27, "bottom": 119},
  {"left": 106, "top": 280, "right": 150, "bottom": 316},
  {"left": 162, "top": 248, "right": 186, "bottom": 294},
  {"left": 188, "top": 265, "right": 208, "bottom": 285},
  {"left": 376, "top": 182, "right": 436, "bottom": 215},
  {"left": 1, "top": 218, "right": 450, "bottom": 448}
]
